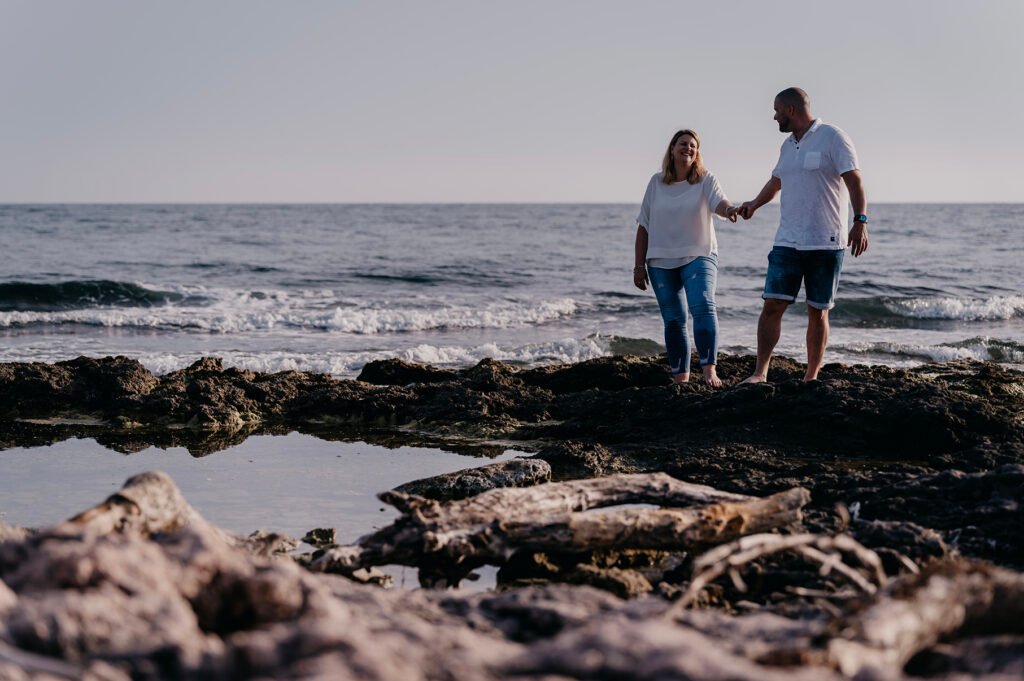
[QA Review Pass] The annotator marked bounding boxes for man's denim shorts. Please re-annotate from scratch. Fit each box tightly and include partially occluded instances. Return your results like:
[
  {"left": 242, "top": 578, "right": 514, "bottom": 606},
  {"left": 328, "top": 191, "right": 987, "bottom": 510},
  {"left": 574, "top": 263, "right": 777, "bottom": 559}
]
[{"left": 763, "top": 246, "right": 845, "bottom": 310}]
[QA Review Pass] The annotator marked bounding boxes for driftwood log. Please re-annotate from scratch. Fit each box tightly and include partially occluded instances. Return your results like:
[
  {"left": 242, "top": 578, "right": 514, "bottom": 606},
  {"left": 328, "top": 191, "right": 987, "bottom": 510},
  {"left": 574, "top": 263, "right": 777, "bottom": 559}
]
[
  {"left": 311, "top": 473, "right": 811, "bottom": 586},
  {"left": 826, "top": 563, "right": 1024, "bottom": 676},
  {"left": 2, "top": 471, "right": 1023, "bottom": 679}
]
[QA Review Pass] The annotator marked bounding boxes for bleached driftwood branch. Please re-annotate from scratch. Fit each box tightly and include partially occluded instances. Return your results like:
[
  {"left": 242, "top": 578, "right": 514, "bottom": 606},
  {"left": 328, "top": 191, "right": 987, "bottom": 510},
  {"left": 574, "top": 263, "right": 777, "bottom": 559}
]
[
  {"left": 311, "top": 473, "right": 810, "bottom": 585},
  {"left": 55, "top": 470, "right": 206, "bottom": 536},
  {"left": 827, "top": 563, "right": 1024, "bottom": 676},
  {"left": 49, "top": 470, "right": 295, "bottom": 555},
  {"left": 670, "top": 533, "right": 892, "bottom": 612}
]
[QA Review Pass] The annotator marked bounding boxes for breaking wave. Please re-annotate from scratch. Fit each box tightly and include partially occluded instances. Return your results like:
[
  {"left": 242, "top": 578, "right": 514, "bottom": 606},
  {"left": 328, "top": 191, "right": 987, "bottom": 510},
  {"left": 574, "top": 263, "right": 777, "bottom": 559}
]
[
  {"left": 0, "top": 290, "right": 580, "bottom": 335},
  {"left": 834, "top": 336, "right": 1024, "bottom": 365},
  {"left": 0, "top": 336, "right": 617, "bottom": 377},
  {"left": 0, "top": 280, "right": 200, "bottom": 312},
  {"left": 833, "top": 295, "right": 1024, "bottom": 326}
]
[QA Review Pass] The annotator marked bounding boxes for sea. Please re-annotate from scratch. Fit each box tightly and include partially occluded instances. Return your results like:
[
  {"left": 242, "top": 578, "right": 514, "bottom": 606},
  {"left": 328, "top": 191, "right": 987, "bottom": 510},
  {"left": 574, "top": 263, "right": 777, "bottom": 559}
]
[
  {"left": 1, "top": 203, "right": 1022, "bottom": 565},
  {"left": 1, "top": 203, "right": 1022, "bottom": 375}
]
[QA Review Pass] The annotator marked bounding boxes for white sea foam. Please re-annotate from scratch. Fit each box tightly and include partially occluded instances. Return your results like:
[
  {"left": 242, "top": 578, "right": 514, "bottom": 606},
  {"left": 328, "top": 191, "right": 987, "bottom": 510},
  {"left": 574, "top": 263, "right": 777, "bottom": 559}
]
[
  {"left": 836, "top": 337, "right": 1024, "bottom": 365},
  {"left": 313, "top": 298, "right": 579, "bottom": 334},
  {"left": 884, "top": 295, "right": 1024, "bottom": 321},
  {"left": 0, "top": 288, "right": 580, "bottom": 335},
  {"left": 161, "top": 335, "right": 610, "bottom": 376},
  {"left": 0, "top": 336, "right": 614, "bottom": 378}
]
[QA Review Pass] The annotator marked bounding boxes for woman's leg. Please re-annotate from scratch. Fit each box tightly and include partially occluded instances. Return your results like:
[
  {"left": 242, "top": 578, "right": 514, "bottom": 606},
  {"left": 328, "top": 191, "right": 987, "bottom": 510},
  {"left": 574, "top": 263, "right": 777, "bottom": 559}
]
[
  {"left": 647, "top": 265, "right": 691, "bottom": 381},
  {"left": 681, "top": 256, "right": 721, "bottom": 386}
]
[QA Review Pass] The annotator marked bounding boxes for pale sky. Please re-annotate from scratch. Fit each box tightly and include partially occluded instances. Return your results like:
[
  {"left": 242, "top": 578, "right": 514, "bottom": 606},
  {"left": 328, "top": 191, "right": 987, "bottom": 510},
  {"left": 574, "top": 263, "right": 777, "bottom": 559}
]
[{"left": 2, "top": 0, "right": 1022, "bottom": 203}]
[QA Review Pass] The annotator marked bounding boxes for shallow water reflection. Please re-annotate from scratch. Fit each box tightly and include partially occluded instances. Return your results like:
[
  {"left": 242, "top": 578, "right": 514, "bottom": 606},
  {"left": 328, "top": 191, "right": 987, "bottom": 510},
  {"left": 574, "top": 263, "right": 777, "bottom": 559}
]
[{"left": 0, "top": 432, "right": 527, "bottom": 546}]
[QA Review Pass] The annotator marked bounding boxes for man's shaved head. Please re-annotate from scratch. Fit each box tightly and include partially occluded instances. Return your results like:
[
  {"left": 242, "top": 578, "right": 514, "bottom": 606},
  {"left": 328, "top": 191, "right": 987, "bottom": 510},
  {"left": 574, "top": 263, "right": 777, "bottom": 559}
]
[{"left": 776, "top": 87, "right": 810, "bottom": 113}]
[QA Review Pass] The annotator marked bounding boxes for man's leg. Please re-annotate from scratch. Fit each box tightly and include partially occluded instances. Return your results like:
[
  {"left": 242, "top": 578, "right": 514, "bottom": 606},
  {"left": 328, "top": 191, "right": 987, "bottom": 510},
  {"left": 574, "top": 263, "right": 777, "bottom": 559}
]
[
  {"left": 743, "top": 298, "right": 789, "bottom": 383},
  {"left": 802, "top": 248, "right": 844, "bottom": 381},
  {"left": 805, "top": 306, "right": 829, "bottom": 381},
  {"left": 744, "top": 247, "right": 800, "bottom": 384}
]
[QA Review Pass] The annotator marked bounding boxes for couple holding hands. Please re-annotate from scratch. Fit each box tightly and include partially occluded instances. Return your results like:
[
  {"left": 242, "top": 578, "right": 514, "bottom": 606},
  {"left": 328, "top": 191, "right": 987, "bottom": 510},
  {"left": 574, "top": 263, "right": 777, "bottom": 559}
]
[{"left": 633, "top": 87, "right": 869, "bottom": 388}]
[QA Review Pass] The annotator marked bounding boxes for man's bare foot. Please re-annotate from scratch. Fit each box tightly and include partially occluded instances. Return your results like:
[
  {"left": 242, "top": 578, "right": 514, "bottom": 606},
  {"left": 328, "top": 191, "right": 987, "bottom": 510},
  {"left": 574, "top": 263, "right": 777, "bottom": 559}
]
[
  {"left": 672, "top": 372, "right": 690, "bottom": 384},
  {"left": 702, "top": 366, "right": 723, "bottom": 388},
  {"left": 740, "top": 374, "right": 768, "bottom": 384},
  {"left": 803, "top": 374, "right": 819, "bottom": 382}
]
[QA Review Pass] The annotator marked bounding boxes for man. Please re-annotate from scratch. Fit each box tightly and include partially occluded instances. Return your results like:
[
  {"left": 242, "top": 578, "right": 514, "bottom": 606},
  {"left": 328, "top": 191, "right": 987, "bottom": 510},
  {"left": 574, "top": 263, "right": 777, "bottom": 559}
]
[{"left": 739, "top": 87, "right": 868, "bottom": 383}]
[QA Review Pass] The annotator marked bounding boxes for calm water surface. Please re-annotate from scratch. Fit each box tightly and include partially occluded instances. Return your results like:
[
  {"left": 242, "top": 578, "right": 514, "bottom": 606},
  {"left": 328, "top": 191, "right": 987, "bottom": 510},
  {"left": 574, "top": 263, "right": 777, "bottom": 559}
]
[{"left": 0, "top": 432, "right": 523, "bottom": 544}]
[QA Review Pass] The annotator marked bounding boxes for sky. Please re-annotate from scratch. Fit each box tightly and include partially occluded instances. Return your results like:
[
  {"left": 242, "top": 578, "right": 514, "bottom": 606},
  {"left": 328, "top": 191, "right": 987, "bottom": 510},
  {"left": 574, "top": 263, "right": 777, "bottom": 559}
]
[{"left": 1, "top": 0, "right": 1022, "bottom": 203}]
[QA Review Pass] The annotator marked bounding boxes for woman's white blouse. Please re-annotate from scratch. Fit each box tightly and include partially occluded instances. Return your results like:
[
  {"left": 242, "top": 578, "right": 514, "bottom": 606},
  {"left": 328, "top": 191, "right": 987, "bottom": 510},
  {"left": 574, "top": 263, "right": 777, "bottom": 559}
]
[{"left": 636, "top": 171, "right": 727, "bottom": 261}]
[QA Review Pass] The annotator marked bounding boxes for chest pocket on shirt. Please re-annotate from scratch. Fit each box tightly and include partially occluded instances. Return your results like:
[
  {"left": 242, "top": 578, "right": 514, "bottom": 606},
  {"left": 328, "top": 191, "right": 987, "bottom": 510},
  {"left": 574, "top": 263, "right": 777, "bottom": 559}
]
[{"left": 803, "top": 151, "right": 822, "bottom": 170}]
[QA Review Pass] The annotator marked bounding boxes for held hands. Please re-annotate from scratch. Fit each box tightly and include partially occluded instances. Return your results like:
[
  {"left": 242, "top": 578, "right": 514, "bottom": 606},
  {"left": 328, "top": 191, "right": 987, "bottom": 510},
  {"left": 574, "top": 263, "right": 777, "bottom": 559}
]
[
  {"left": 737, "top": 201, "right": 757, "bottom": 220},
  {"left": 724, "top": 205, "right": 739, "bottom": 222},
  {"left": 633, "top": 265, "right": 648, "bottom": 291}
]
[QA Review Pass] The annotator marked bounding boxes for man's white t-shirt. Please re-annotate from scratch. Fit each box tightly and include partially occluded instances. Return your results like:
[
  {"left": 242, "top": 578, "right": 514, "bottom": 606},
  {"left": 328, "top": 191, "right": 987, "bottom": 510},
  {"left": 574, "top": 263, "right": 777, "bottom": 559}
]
[
  {"left": 636, "top": 171, "right": 727, "bottom": 266},
  {"left": 771, "top": 119, "right": 859, "bottom": 251}
]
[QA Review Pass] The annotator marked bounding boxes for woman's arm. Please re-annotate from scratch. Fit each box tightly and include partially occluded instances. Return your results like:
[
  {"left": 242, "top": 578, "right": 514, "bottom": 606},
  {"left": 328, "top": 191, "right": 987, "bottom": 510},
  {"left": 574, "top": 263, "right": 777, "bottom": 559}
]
[
  {"left": 714, "top": 200, "right": 738, "bottom": 222},
  {"left": 633, "top": 225, "right": 648, "bottom": 291},
  {"left": 706, "top": 174, "right": 737, "bottom": 222}
]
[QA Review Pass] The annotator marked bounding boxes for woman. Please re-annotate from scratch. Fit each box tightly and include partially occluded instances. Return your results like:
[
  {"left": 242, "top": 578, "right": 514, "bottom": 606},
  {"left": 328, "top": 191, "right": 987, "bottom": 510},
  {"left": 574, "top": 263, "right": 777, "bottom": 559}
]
[{"left": 634, "top": 129, "right": 737, "bottom": 387}]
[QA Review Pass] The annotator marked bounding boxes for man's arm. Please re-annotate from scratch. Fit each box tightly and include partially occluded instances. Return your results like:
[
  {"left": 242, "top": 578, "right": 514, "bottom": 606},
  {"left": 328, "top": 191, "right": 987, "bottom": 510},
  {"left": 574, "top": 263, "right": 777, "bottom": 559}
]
[
  {"left": 842, "top": 169, "right": 868, "bottom": 257},
  {"left": 739, "top": 176, "right": 782, "bottom": 219}
]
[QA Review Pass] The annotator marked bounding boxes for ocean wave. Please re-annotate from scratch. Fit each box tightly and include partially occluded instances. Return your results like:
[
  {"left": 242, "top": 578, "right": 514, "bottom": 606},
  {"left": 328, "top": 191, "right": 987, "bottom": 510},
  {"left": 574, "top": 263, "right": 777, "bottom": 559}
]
[
  {"left": 352, "top": 266, "right": 532, "bottom": 287},
  {"left": 0, "top": 336, "right": 615, "bottom": 377},
  {"left": 0, "top": 295, "right": 580, "bottom": 335},
  {"left": 833, "top": 295, "right": 1024, "bottom": 325},
  {"left": 0, "top": 280, "right": 199, "bottom": 312},
  {"left": 835, "top": 337, "right": 1024, "bottom": 364},
  {"left": 884, "top": 295, "right": 1024, "bottom": 321},
  {"left": 310, "top": 298, "right": 578, "bottom": 333}
]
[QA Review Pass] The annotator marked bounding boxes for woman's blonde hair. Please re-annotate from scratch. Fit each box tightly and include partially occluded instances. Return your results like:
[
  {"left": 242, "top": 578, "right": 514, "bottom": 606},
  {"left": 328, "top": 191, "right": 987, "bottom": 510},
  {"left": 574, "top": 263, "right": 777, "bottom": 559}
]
[{"left": 661, "top": 129, "right": 706, "bottom": 185}]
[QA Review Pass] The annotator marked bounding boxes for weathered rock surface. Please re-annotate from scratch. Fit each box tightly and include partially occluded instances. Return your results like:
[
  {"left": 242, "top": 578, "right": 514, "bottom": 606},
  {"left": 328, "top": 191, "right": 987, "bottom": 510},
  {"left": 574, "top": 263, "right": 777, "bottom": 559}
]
[
  {"left": 392, "top": 457, "right": 553, "bottom": 501},
  {"left": 1, "top": 473, "right": 1022, "bottom": 680},
  {"left": 3, "top": 355, "right": 1020, "bottom": 457}
]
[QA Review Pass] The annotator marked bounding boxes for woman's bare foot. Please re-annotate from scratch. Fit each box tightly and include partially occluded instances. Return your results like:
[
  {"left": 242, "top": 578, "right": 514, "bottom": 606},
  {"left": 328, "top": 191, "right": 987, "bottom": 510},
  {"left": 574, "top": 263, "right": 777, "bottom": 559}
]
[
  {"left": 702, "top": 365, "right": 723, "bottom": 388},
  {"left": 672, "top": 372, "right": 690, "bottom": 384}
]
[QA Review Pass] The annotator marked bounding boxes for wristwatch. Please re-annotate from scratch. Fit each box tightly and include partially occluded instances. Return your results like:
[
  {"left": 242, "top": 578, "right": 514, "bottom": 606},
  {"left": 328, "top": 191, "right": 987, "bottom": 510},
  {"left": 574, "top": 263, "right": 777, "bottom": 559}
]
[{"left": 853, "top": 214, "right": 868, "bottom": 224}]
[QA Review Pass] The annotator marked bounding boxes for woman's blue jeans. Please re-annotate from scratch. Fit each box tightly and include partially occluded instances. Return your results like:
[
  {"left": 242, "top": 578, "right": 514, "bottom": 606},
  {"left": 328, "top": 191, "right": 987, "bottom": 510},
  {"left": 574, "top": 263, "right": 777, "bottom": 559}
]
[{"left": 647, "top": 255, "right": 719, "bottom": 375}]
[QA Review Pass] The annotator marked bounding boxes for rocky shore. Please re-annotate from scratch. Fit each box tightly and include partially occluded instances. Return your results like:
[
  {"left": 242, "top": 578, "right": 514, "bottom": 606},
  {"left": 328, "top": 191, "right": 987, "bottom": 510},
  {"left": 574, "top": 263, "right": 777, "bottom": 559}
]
[{"left": 1, "top": 354, "right": 1022, "bottom": 679}]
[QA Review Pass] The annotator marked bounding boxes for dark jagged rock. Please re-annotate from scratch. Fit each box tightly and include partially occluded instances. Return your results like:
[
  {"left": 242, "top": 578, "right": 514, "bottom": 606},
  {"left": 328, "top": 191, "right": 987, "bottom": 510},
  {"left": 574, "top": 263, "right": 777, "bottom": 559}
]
[
  {"left": 519, "top": 354, "right": 670, "bottom": 393},
  {"left": 4, "top": 355, "right": 1020, "bottom": 462},
  {"left": 392, "top": 457, "right": 552, "bottom": 502},
  {"left": 358, "top": 358, "right": 458, "bottom": 385},
  {"left": 532, "top": 441, "right": 627, "bottom": 480}
]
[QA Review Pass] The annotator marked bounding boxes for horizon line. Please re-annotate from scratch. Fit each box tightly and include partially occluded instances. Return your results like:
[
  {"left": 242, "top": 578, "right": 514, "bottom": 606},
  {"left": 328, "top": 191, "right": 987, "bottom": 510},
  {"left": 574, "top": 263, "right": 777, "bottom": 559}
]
[{"left": 2, "top": 200, "right": 1023, "bottom": 206}]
